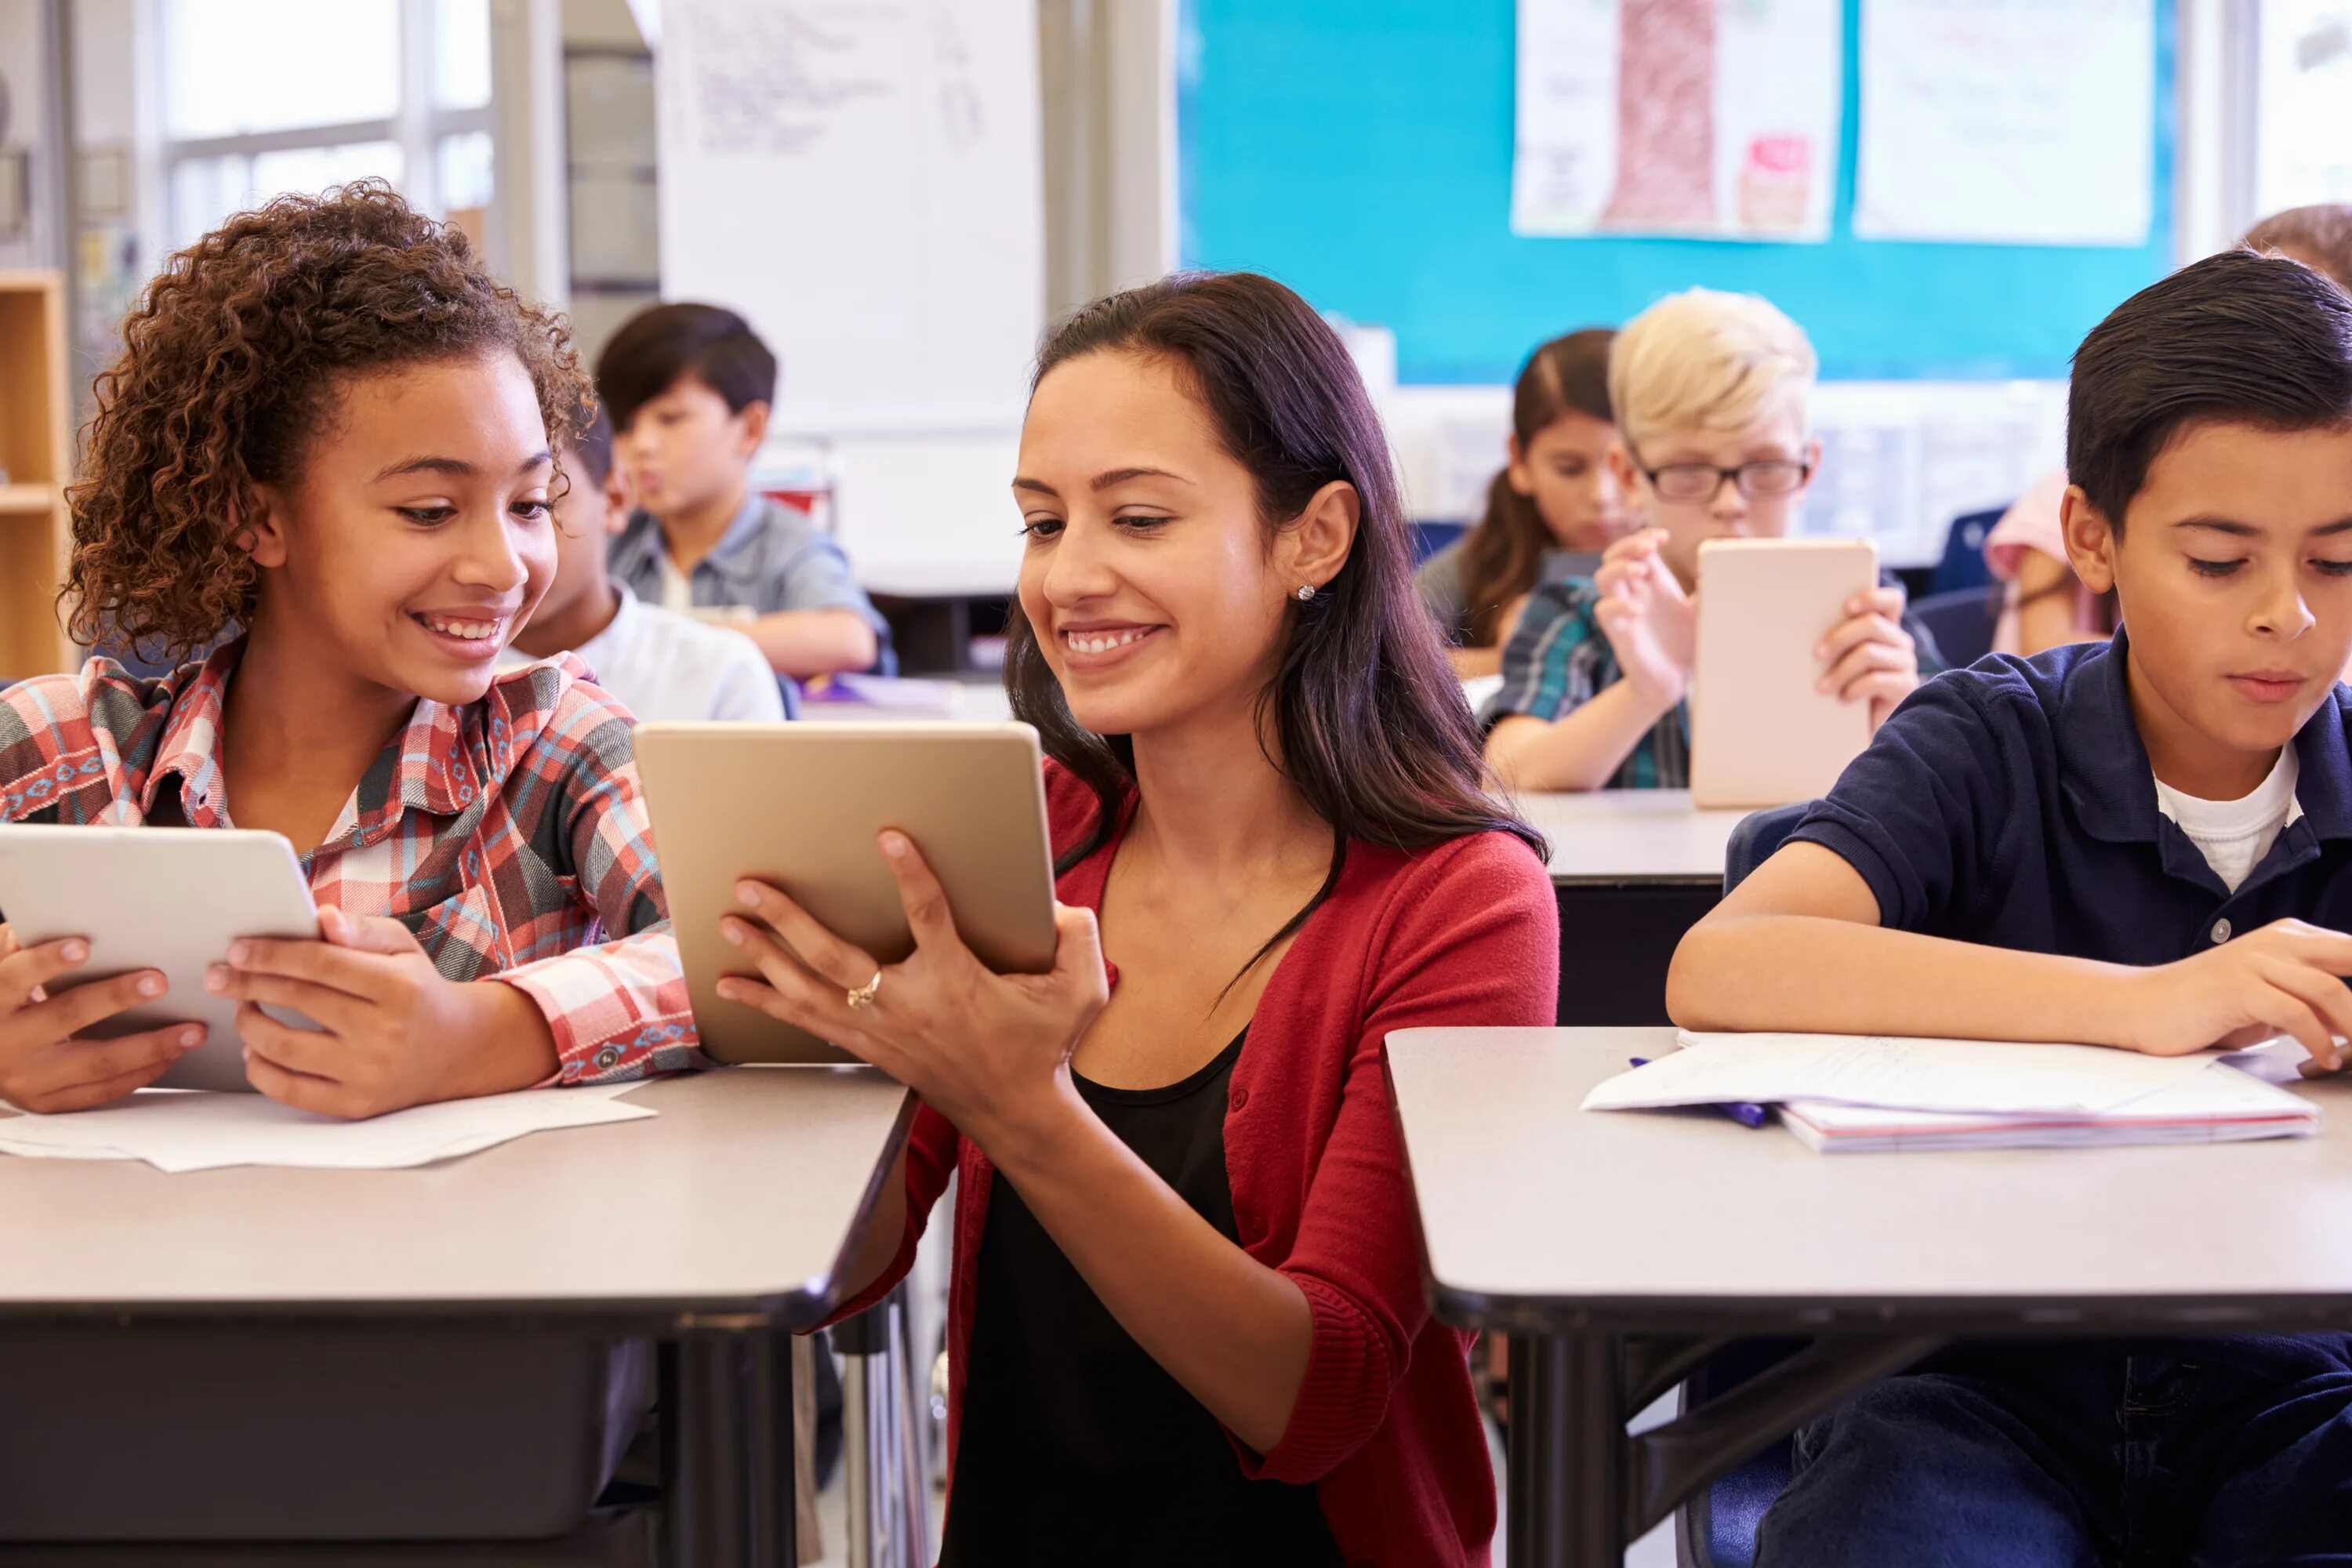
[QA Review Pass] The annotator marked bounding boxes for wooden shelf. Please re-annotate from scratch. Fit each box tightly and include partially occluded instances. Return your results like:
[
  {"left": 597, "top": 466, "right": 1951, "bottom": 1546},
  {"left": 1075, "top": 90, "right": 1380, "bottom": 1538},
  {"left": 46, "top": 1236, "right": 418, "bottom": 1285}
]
[{"left": 0, "top": 271, "right": 71, "bottom": 675}]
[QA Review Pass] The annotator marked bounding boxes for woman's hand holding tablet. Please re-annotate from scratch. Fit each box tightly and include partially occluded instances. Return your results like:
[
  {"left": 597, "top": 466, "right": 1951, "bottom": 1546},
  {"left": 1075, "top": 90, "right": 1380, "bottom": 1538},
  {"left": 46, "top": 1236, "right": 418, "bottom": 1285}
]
[
  {"left": 719, "top": 831, "right": 1109, "bottom": 1146},
  {"left": 207, "top": 906, "right": 559, "bottom": 1120},
  {"left": 0, "top": 925, "right": 206, "bottom": 1112}
]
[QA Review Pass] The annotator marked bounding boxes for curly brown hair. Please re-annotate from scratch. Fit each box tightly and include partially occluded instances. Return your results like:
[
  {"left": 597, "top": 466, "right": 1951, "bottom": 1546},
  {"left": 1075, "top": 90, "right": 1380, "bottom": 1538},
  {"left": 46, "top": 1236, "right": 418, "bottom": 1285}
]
[{"left": 65, "top": 180, "right": 590, "bottom": 663}]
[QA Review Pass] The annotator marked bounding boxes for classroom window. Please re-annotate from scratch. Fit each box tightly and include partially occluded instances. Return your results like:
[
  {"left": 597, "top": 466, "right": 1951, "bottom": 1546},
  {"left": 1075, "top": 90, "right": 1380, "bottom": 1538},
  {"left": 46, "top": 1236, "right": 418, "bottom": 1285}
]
[
  {"left": 168, "top": 143, "right": 408, "bottom": 253},
  {"left": 2255, "top": 1, "right": 2352, "bottom": 213},
  {"left": 159, "top": 0, "right": 402, "bottom": 140},
  {"left": 437, "top": 132, "right": 495, "bottom": 213},
  {"left": 156, "top": 0, "right": 494, "bottom": 256},
  {"left": 432, "top": 0, "right": 495, "bottom": 112}
]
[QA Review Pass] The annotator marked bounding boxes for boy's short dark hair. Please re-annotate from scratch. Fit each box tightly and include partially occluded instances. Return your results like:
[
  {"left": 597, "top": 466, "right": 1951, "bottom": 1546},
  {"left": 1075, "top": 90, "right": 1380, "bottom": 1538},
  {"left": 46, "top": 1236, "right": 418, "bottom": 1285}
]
[
  {"left": 569, "top": 401, "right": 614, "bottom": 488},
  {"left": 2068, "top": 249, "right": 2352, "bottom": 529},
  {"left": 595, "top": 303, "right": 776, "bottom": 434}
]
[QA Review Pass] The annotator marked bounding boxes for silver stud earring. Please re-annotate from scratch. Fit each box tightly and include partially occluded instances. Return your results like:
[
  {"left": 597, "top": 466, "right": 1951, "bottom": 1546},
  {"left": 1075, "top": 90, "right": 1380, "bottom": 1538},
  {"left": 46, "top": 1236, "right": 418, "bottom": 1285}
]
[{"left": 1294, "top": 583, "right": 1315, "bottom": 601}]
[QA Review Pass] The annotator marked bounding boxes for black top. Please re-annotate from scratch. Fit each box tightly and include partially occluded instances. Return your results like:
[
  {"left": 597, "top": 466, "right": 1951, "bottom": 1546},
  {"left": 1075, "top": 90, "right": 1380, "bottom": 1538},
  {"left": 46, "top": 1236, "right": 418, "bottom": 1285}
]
[{"left": 940, "top": 1028, "right": 1345, "bottom": 1567}]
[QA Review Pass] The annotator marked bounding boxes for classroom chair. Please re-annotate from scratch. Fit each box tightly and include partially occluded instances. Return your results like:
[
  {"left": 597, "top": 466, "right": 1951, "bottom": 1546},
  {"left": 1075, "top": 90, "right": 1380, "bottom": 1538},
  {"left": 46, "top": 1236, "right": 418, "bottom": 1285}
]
[
  {"left": 1904, "top": 586, "right": 2001, "bottom": 670},
  {"left": 1928, "top": 506, "right": 2004, "bottom": 597},
  {"left": 835, "top": 1284, "right": 933, "bottom": 1568},
  {"left": 1675, "top": 800, "right": 1814, "bottom": 1568},
  {"left": 1410, "top": 520, "right": 1468, "bottom": 564}
]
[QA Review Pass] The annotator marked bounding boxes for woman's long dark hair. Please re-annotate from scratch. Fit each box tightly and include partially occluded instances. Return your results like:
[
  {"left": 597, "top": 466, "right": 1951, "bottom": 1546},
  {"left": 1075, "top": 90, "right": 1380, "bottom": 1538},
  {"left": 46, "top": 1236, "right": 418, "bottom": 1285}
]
[
  {"left": 1004, "top": 271, "right": 1544, "bottom": 962},
  {"left": 1455, "top": 328, "right": 1616, "bottom": 646}
]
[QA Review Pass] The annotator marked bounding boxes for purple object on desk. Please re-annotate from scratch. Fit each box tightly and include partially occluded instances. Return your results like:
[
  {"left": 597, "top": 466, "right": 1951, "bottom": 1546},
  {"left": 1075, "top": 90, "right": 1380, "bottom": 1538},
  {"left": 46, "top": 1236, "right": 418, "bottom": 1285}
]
[{"left": 1628, "top": 1058, "right": 1770, "bottom": 1129}]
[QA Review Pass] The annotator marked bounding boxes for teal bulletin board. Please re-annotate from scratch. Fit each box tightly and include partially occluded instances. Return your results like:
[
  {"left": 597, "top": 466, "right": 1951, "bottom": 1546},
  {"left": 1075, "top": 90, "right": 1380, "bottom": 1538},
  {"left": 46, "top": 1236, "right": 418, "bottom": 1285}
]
[{"left": 1178, "top": 0, "right": 2176, "bottom": 384}]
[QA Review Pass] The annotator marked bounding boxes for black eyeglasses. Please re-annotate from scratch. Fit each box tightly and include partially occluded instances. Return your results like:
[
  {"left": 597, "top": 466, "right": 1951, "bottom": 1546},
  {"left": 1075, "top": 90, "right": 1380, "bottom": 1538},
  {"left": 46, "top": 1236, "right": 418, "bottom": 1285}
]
[{"left": 1631, "top": 447, "right": 1813, "bottom": 503}]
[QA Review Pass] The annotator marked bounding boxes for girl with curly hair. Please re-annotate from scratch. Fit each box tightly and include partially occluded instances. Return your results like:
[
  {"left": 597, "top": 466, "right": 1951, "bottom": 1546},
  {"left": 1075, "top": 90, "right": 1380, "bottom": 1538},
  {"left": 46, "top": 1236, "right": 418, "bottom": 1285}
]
[{"left": 0, "top": 181, "right": 696, "bottom": 1116}]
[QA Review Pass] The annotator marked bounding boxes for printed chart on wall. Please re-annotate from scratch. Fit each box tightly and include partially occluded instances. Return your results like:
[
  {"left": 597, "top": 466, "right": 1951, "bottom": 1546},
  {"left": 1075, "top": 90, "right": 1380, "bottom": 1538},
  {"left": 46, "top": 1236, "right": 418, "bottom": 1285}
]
[
  {"left": 655, "top": 0, "right": 1044, "bottom": 433},
  {"left": 1853, "top": 0, "right": 2154, "bottom": 245},
  {"left": 1512, "top": 0, "right": 1843, "bottom": 242}
]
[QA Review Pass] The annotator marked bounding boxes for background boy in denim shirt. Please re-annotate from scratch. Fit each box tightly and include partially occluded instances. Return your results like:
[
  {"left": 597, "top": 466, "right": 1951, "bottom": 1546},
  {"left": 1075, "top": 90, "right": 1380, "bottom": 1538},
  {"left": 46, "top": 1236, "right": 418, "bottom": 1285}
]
[
  {"left": 1670, "top": 249, "right": 2352, "bottom": 1564},
  {"left": 598, "top": 303, "right": 891, "bottom": 679}
]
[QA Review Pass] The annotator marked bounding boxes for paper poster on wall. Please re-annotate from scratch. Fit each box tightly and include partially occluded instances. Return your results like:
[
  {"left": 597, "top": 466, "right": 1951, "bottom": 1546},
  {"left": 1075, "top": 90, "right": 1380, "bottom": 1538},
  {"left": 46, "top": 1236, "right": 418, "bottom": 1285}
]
[
  {"left": 1853, "top": 0, "right": 2154, "bottom": 246},
  {"left": 655, "top": 0, "right": 1044, "bottom": 434},
  {"left": 1512, "top": 0, "right": 1843, "bottom": 242}
]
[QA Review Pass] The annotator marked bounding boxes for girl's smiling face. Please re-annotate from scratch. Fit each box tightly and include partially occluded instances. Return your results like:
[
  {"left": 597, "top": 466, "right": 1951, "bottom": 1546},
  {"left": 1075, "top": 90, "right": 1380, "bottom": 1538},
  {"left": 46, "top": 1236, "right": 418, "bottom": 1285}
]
[{"left": 242, "top": 353, "right": 559, "bottom": 707}]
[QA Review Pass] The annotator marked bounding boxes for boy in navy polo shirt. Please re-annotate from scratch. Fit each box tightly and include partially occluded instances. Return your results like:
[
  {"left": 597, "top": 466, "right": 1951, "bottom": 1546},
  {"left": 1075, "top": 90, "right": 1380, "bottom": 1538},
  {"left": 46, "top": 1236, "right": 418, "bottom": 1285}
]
[{"left": 1669, "top": 249, "right": 2352, "bottom": 1563}]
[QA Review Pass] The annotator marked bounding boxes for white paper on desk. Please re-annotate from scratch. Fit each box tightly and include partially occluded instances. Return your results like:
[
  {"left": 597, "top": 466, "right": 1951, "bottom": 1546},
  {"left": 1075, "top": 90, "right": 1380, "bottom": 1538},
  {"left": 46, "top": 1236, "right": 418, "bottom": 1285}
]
[
  {"left": 0, "top": 1083, "right": 655, "bottom": 1173},
  {"left": 1581, "top": 1032, "right": 2221, "bottom": 1117}
]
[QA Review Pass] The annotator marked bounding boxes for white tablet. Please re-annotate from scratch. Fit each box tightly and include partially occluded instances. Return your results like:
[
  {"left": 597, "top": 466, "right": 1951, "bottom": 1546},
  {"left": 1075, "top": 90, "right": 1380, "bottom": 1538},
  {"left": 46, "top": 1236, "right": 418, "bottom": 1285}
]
[
  {"left": 0, "top": 826, "right": 323, "bottom": 1092},
  {"left": 636, "top": 721, "right": 1060, "bottom": 1066},
  {"left": 1690, "top": 537, "right": 1880, "bottom": 809}
]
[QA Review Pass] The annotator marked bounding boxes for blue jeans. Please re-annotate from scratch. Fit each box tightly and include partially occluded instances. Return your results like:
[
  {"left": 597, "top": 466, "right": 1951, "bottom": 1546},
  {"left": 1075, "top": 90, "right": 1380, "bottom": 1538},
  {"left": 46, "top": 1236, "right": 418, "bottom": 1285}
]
[{"left": 1755, "top": 1338, "right": 2352, "bottom": 1566}]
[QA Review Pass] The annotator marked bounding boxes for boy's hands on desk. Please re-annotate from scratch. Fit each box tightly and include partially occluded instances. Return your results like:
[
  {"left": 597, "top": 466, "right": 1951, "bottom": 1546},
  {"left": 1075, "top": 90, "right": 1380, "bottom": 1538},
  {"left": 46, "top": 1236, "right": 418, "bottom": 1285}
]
[
  {"left": 0, "top": 924, "right": 205, "bottom": 1111},
  {"left": 211, "top": 907, "right": 559, "bottom": 1118},
  {"left": 2125, "top": 918, "right": 2352, "bottom": 1069},
  {"left": 717, "top": 832, "right": 1110, "bottom": 1154}
]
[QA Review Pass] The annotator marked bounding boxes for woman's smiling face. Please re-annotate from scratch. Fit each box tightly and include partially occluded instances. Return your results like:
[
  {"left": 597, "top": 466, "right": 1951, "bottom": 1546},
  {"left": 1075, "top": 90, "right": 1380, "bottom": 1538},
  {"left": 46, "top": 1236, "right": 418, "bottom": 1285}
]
[{"left": 1013, "top": 350, "right": 1316, "bottom": 741}]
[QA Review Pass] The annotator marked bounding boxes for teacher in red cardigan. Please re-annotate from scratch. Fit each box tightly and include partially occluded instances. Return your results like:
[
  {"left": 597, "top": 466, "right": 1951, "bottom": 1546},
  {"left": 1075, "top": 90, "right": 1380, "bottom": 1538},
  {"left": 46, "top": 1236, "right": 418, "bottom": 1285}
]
[{"left": 719, "top": 271, "right": 1559, "bottom": 1568}]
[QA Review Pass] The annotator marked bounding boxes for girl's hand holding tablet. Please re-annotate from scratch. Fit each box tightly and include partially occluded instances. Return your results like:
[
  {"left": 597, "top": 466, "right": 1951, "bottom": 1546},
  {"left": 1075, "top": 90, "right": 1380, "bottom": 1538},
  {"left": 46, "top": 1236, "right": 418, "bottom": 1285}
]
[
  {"left": 0, "top": 924, "right": 207, "bottom": 1112},
  {"left": 208, "top": 907, "right": 559, "bottom": 1120},
  {"left": 717, "top": 831, "right": 1110, "bottom": 1146}
]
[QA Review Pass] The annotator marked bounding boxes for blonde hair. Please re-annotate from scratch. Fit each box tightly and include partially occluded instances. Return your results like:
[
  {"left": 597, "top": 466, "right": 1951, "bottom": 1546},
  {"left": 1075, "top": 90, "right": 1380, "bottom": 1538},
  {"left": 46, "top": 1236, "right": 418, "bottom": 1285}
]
[{"left": 1609, "top": 287, "right": 1817, "bottom": 452}]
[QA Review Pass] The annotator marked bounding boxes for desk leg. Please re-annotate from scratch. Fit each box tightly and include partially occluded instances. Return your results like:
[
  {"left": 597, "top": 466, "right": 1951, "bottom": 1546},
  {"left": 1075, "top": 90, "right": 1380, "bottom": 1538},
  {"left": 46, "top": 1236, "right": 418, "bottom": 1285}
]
[
  {"left": 1508, "top": 1331, "right": 1624, "bottom": 1568},
  {"left": 666, "top": 1331, "right": 794, "bottom": 1568}
]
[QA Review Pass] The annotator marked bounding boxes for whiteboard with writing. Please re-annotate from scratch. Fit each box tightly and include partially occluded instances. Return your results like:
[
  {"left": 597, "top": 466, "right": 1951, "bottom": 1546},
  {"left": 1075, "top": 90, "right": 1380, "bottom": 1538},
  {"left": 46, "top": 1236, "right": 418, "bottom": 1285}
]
[
  {"left": 1853, "top": 0, "right": 2154, "bottom": 246},
  {"left": 655, "top": 0, "right": 1045, "bottom": 435}
]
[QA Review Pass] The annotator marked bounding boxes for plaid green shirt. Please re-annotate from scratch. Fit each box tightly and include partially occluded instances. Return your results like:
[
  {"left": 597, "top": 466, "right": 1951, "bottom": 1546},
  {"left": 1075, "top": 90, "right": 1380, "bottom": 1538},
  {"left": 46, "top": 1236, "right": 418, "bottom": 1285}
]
[{"left": 1479, "top": 574, "right": 1947, "bottom": 789}]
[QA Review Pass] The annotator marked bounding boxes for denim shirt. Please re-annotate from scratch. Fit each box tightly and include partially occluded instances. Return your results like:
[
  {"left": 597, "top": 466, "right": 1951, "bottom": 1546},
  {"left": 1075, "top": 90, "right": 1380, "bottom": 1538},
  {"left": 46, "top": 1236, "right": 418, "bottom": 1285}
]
[{"left": 608, "top": 492, "right": 892, "bottom": 670}]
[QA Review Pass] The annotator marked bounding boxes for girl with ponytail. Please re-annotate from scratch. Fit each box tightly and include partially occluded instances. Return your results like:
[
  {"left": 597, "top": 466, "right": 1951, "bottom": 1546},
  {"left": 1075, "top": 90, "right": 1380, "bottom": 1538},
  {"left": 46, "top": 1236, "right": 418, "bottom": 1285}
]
[{"left": 1417, "top": 328, "right": 1626, "bottom": 676}]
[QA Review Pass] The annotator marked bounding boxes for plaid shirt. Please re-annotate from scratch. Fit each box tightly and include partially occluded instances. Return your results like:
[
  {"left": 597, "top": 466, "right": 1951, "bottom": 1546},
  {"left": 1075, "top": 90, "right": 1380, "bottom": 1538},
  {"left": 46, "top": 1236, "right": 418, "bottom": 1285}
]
[
  {"left": 1480, "top": 572, "right": 1948, "bottom": 790},
  {"left": 0, "top": 641, "right": 698, "bottom": 1083}
]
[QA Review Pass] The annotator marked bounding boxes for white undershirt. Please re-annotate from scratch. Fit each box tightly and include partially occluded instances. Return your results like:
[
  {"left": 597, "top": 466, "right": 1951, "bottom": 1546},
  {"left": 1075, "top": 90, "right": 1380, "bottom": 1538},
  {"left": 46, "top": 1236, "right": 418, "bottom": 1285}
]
[
  {"left": 2152, "top": 746, "right": 2303, "bottom": 895},
  {"left": 655, "top": 552, "right": 695, "bottom": 615}
]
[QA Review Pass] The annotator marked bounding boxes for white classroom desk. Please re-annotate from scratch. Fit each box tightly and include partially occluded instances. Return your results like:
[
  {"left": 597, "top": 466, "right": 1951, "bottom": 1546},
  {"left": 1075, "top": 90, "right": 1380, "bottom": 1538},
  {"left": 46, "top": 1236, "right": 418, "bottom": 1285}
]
[
  {"left": 1516, "top": 789, "right": 1748, "bottom": 887},
  {"left": 1385, "top": 1025, "right": 2352, "bottom": 1567},
  {"left": 1515, "top": 792, "right": 1748, "bottom": 1025},
  {"left": 0, "top": 1066, "right": 914, "bottom": 1567}
]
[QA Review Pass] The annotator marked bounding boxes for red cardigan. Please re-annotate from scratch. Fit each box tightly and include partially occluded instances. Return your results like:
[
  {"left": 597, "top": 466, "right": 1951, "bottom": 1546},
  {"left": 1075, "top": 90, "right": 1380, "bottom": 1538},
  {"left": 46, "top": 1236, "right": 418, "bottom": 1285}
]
[{"left": 845, "top": 764, "right": 1559, "bottom": 1568}]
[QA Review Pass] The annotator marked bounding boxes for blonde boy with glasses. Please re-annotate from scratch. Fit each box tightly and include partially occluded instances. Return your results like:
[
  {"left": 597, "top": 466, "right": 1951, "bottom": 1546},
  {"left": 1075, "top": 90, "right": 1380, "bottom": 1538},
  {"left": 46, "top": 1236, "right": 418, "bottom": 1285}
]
[{"left": 1481, "top": 288, "right": 1942, "bottom": 792}]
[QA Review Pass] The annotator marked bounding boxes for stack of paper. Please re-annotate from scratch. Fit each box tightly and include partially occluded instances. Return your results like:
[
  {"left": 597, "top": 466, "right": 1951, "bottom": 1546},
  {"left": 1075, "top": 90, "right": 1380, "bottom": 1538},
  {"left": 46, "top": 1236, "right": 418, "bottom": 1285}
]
[
  {"left": 0, "top": 1083, "right": 655, "bottom": 1173},
  {"left": 1582, "top": 1032, "right": 2319, "bottom": 1153}
]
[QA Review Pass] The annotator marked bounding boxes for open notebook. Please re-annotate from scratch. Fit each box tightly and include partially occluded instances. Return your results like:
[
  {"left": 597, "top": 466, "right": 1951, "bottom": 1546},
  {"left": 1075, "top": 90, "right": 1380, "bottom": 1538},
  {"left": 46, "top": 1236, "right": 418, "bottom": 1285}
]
[{"left": 1583, "top": 1032, "right": 2321, "bottom": 1153}]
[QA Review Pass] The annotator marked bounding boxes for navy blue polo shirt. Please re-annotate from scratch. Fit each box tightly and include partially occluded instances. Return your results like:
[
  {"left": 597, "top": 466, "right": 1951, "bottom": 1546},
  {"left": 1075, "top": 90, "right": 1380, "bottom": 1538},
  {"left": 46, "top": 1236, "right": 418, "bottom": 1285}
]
[{"left": 1792, "top": 631, "right": 2352, "bottom": 962}]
